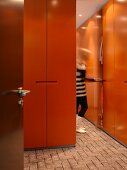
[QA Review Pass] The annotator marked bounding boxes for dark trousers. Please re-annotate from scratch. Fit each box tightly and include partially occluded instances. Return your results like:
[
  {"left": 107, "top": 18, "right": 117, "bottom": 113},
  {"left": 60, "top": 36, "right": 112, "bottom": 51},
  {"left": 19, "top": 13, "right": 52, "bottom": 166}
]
[{"left": 76, "top": 96, "right": 88, "bottom": 117}]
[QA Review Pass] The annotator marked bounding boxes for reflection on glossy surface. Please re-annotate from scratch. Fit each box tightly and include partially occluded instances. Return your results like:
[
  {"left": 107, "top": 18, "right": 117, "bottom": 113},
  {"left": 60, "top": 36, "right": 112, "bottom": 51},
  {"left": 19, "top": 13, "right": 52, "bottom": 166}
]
[
  {"left": 11, "top": 0, "right": 23, "bottom": 2},
  {"left": 96, "top": 15, "right": 102, "bottom": 18},
  {"left": 80, "top": 48, "right": 93, "bottom": 54},
  {"left": 0, "top": 0, "right": 23, "bottom": 6},
  {"left": 51, "top": 0, "right": 59, "bottom": 6},
  {"left": 81, "top": 26, "right": 87, "bottom": 29},
  {"left": 116, "top": 0, "right": 127, "bottom": 2}
]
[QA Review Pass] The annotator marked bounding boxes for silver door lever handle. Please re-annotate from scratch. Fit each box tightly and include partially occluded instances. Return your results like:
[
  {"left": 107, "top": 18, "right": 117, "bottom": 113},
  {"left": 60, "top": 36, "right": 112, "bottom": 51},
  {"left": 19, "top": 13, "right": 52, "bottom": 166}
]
[
  {"left": 1, "top": 87, "right": 30, "bottom": 97},
  {"left": 17, "top": 87, "right": 30, "bottom": 97}
]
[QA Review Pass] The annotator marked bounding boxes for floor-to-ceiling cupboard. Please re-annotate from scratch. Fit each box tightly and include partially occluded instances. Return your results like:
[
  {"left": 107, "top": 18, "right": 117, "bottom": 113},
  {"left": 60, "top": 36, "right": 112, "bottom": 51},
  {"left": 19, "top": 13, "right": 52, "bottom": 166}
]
[
  {"left": 76, "top": 0, "right": 127, "bottom": 145},
  {"left": 103, "top": 0, "right": 127, "bottom": 145},
  {"left": 24, "top": 0, "right": 76, "bottom": 148}
]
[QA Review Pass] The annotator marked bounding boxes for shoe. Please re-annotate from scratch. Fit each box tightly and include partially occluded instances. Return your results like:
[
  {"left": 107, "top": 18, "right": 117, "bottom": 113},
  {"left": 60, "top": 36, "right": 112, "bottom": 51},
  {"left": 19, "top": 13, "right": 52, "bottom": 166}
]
[{"left": 76, "top": 128, "right": 86, "bottom": 133}]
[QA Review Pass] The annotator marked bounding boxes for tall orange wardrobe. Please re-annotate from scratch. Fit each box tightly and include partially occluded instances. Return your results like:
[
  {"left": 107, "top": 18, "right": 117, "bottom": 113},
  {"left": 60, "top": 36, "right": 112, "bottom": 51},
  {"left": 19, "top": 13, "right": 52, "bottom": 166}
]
[
  {"left": 103, "top": 0, "right": 127, "bottom": 145},
  {"left": 24, "top": 0, "right": 76, "bottom": 148}
]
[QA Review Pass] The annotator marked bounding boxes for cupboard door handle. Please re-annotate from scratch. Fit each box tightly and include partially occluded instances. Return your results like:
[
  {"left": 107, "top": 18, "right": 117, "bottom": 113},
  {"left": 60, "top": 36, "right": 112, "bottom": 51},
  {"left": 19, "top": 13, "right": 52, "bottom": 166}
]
[
  {"left": 94, "top": 79, "right": 106, "bottom": 82},
  {"left": 1, "top": 87, "right": 30, "bottom": 97},
  {"left": 36, "top": 81, "right": 57, "bottom": 83}
]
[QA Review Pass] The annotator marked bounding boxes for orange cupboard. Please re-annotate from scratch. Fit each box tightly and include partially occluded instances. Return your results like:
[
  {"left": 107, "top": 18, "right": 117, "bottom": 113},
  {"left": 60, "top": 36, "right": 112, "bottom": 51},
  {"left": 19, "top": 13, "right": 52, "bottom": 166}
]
[
  {"left": 103, "top": 0, "right": 127, "bottom": 145},
  {"left": 24, "top": 0, "right": 76, "bottom": 148}
]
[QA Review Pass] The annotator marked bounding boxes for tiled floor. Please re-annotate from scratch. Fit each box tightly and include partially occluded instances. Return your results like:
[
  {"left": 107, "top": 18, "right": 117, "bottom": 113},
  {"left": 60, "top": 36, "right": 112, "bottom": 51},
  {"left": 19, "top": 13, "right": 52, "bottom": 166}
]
[{"left": 24, "top": 118, "right": 127, "bottom": 170}]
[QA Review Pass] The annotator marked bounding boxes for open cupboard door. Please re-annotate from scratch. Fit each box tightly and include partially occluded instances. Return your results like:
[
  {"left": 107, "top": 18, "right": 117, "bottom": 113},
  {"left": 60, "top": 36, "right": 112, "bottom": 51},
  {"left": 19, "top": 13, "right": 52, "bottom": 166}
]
[{"left": 0, "top": 0, "right": 28, "bottom": 169}]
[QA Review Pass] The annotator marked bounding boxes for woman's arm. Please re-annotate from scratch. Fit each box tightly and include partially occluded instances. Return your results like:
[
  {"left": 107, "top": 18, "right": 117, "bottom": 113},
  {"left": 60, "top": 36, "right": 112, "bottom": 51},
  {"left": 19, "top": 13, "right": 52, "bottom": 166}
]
[{"left": 85, "top": 77, "right": 95, "bottom": 82}]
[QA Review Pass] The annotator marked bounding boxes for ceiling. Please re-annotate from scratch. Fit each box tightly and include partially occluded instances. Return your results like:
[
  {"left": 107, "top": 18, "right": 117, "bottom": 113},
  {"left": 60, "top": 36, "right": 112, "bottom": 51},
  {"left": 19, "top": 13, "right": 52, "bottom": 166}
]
[{"left": 76, "top": 0, "right": 108, "bottom": 28}]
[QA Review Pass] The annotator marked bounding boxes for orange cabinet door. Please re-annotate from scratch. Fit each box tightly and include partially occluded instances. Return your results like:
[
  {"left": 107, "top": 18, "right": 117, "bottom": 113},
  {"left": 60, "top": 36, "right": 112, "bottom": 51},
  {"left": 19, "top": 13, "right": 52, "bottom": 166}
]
[
  {"left": 24, "top": 0, "right": 46, "bottom": 148},
  {"left": 114, "top": 0, "right": 127, "bottom": 144},
  {"left": 114, "top": 82, "right": 127, "bottom": 145},
  {"left": 103, "top": 0, "right": 115, "bottom": 136},
  {"left": 46, "top": 0, "right": 76, "bottom": 147}
]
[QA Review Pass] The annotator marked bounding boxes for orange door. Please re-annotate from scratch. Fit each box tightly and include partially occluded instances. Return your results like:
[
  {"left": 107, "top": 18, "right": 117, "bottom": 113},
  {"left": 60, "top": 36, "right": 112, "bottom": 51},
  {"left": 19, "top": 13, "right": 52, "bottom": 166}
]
[
  {"left": 114, "top": 0, "right": 127, "bottom": 144},
  {"left": 103, "top": 0, "right": 115, "bottom": 136},
  {"left": 0, "top": 1, "right": 23, "bottom": 169},
  {"left": 24, "top": 0, "right": 46, "bottom": 148},
  {"left": 46, "top": 0, "right": 76, "bottom": 147}
]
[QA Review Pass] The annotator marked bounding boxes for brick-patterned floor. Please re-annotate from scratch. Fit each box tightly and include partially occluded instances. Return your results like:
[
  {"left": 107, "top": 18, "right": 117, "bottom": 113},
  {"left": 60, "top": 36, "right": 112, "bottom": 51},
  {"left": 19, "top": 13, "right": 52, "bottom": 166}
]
[{"left": 24, "top": 118, "right": 127, "bottom": 170}]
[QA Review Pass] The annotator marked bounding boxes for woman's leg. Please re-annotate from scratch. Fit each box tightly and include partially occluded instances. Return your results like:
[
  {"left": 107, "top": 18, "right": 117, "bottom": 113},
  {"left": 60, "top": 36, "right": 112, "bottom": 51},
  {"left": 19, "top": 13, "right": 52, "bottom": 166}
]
[
  {"left": 78, "top": 96, "right": 88, "bottom": 117},
  {"left": 76, "top": 97, "right": 80, "bottom": 114}
]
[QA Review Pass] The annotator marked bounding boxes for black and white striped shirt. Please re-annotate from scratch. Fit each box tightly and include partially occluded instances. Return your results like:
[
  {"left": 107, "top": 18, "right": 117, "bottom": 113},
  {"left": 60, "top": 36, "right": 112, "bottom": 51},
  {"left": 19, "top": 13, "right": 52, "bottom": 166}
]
[{"left": 76, "top": 69, "right": 87, "bottom": 97}]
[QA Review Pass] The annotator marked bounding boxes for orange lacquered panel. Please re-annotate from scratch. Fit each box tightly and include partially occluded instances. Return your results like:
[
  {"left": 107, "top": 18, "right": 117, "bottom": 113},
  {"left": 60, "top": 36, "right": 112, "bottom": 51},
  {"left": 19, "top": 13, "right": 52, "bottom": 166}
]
[
  {"left": 102, "top": 0, "right": 115, "bottom": 136},
  {"left": 24, "top": 85, "right": 46, "bottom": 148},
  {"left": 114, "top": 1, "right": 127, "bottom": 82},
  {"left": 24, "top": 0, "right": 46, "bottom": 148},
  {"left": 103, "top": 0, "right": 127, "bottom": 145},
  {"left": 103, "top": 82, "right": 115, "bottom": 136},
  {"left": 114, "top": 82, "right": 127, "bottom": 145},
  {"left": 103, "top": 0, "right": 115, "bottom": 82},
  {"left": 46, "top": 0, "right": 76, "bottom": 147},
  {"left": 85, "top": 83, "right": 101, "bottom": 126},
  {"left": 114, "top": 0, "right": 127, "bottom": 144}
]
